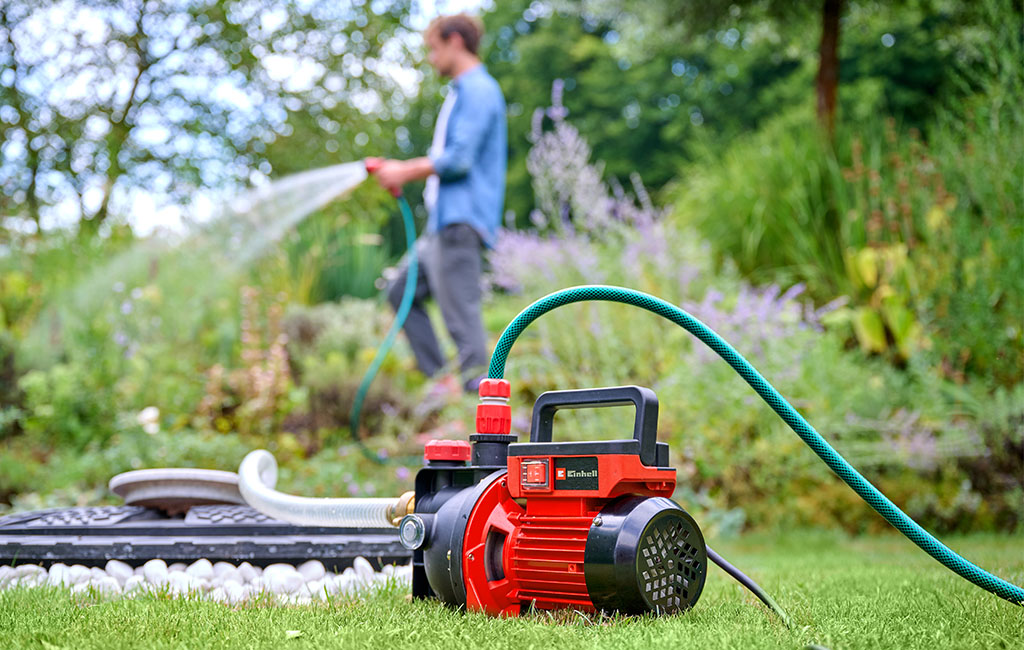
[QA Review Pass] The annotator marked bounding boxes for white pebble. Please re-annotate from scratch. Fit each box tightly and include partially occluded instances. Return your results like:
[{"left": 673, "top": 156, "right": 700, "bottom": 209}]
[
  {"left": 68, "top": 565, "right": 92, "bottom": 586},
  {"left": 16, "top": 565, "right": 45, "bottom": 578},
  {"left": 312, "top": 583, "right": 331, "bottom": 601},
  {"left": 216, "top": 567, "right": 240, "bottom": 587},
  {"left": 105, "top": 560, "right": 134, "bottom": 586},
  {"left": 90, "top": 567, "right": 106, "bottom": 582},
  {"left": 297, "top": 560, "right": 326, "bottom": 582},
  {"left": 15, "top": 565, "right": 46, "bottom": 586},
  {"left": 186, "top": 559, "right": 214, "bottom": 581},
  {"left": 142, "top": 559, "right": 168, "bottom": 586},
  {"left": 213, "top": 562, "right": 236, "bottom": 578},
  {"left": 168, "top": 562, "right": 187, "bottom": 573},
  {"left": 167, "top": 571, "right": 197, "bottom": 595},
  {"left": 48, "top": 563, "right": 71, "bottom": 587},
  {"left": 225, "top": 581, "right": 247, "bottom": 604},
  {"left": 304, "top": 578, "right": 324, "bottom": 597},
  {"left": 93, "top": 576, "right": 121, "bottom": 595},
  {"left": 0, "top": 566, "right": 14, "bottom": 587},
  {"left": 237, "top": 562, "right": 259, "bottom": 584},
  {"left": 123, "top": 575, "right": 145, "bottom": 594},
  {"left": 333, "top": 573, "right": 356, "bottom": 595},
  {"left": 263, "top": 564, "right": 304, "bottom": 595},
  {"left": 352, "top": 557, "right": 374, "bottom": 581}
]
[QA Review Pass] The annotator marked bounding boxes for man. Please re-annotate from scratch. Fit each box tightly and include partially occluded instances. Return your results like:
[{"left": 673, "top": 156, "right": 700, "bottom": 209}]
[{"left": 371, "top": 14, "right": 507, "bottom": 394}]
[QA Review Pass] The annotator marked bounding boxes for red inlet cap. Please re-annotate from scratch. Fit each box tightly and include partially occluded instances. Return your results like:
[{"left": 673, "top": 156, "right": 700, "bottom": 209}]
[{"left": 424, "top": 439, "right": 472, "bottom": 463}]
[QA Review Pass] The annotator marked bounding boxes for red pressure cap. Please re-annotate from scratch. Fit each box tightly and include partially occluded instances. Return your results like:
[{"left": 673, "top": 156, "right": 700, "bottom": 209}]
[
  {"left": 364, "top": 157, "right": 384, "bottom": 173},
  {"left": 478, "top": 378, "right": 511, "bottom": 399},
  {"left": 424, "top": 439, "right": 472, "bottom": 463}
]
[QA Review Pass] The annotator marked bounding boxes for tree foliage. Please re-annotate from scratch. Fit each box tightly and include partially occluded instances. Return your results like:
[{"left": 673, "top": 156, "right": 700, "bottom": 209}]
[
  {"left": 0, "top": 0, "right": 413, "bottom": 237},
  {"left": 478, "top": 0, "right": 1002, "bottom": 225}
]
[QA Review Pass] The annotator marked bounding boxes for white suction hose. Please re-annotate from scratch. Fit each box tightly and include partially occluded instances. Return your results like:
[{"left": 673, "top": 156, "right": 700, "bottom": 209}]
[{"left": 238, "top": 449, "right": 402, "bottom": 528}]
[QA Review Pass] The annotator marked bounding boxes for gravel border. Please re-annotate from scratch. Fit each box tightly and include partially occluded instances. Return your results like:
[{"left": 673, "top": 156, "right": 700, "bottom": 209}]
[{"left": 0, "top": 557, "right": 412, "bottom": 605}]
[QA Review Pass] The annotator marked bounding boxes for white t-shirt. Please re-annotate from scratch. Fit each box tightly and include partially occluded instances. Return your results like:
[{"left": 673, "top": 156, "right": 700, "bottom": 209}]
[{"left": 423, "top": 87, "right": 457, "bottom": 218}]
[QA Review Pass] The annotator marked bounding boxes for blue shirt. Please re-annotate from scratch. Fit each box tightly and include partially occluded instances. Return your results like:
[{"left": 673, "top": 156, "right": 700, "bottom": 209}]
[{"left": 426, "top": 65, "right": 507, "bottom": 248}]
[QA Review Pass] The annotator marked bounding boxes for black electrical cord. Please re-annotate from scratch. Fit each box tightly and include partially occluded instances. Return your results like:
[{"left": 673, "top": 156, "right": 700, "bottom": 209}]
[{"left": 706, "top": 544, "right": 794, "bottom": 627}]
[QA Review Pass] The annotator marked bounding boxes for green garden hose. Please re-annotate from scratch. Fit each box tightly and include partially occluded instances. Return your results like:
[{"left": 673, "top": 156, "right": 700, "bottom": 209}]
[
  {"left": 349, "top": 195, "right": 418, "bottom": 464},
  {"left": 486, "top": 284, "right": 1024, "bottom": 607}
]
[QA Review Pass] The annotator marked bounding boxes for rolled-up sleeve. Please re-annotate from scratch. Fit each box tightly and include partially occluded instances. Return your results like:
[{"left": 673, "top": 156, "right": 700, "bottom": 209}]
[{"left": 429, "top": 82, "right": 495, "bottom": 182}]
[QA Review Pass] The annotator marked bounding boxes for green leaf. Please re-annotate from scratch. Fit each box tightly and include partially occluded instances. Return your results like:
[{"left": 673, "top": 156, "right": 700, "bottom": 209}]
[
  {"left": 853, "top": 307, "right": 887, "bottom": 354},
  {"left": 881, "top": 299, "right": 919, "bottom": 360},
  {"left": 855, "top": 248, "right": 879, "bottom": 289}
]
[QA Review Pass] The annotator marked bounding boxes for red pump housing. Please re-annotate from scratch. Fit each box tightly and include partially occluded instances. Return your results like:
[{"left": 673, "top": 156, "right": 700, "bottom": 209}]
[
  {"left": 405, "top": 384, "right": 708, "bottom": 617},
  {"left": 463, "top": 449, "right": 676, "bottom": 615}
]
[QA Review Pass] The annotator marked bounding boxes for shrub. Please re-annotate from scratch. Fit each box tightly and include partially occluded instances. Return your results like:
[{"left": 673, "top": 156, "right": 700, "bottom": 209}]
[
  {"left": 282, "top": 298, "right": 421, "bottom": 443},
  {"left": 668, "top": 6, "right": 1023, "bottom": 386}
]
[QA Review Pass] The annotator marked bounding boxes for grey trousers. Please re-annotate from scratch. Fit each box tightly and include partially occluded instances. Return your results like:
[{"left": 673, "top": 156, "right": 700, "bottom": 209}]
[{"left": 387, "top": 223, "right": 489, "bottom": 391}]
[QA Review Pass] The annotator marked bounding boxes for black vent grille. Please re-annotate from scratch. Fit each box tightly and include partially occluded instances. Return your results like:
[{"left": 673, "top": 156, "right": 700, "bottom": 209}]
[{"left": 637, "top": 513, "right": 705, "bottom": 613}]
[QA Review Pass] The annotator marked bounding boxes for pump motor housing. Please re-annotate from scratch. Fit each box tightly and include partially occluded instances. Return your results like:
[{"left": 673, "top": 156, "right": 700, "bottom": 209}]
[{"left": 400, "top": 385, "right": 707, "bottom": 616}]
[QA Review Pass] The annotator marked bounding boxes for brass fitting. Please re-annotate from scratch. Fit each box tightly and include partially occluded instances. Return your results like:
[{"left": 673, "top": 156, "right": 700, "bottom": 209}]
[{"left": 389, "top": 490, "right": 416, "bottom": 526}]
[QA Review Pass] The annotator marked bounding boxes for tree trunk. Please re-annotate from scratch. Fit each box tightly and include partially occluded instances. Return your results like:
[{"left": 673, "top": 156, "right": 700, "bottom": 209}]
[{"left": 816, "top": 0, "right": 842, "bottom": 135}]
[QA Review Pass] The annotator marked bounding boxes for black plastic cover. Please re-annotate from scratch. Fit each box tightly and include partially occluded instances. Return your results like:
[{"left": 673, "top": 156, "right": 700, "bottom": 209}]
[{"left": 583, "top": 496, "right": 707, "bottom": 614}]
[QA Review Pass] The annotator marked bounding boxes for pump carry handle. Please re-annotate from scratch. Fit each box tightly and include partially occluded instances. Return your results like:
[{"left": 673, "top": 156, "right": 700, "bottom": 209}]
[{"left": 530, "top": 386, "right": 659, "bottom": 466}]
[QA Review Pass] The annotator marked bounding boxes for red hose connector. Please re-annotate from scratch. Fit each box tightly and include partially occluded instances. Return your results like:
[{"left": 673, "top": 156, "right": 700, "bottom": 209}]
[{"left": 476, "top": 379, "right": 511, "bottom": 435}]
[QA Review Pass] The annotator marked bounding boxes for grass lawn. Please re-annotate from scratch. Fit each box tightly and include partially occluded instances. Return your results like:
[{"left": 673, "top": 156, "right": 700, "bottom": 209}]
[{"left": 1, "top": 531, "right": 1021, "bottom": 649}]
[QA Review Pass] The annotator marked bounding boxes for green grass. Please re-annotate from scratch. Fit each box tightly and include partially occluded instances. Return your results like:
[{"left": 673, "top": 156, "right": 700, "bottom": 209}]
[{"left": 1, "top": 532, "right": 1021, "bottom": 649}]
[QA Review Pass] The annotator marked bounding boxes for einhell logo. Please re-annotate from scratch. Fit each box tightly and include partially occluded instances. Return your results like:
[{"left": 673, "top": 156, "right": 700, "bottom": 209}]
[
  {"left": 553, "top": 457, "right": 599, "bottom": 490},
  {"left": 566, "top": 469, "right": 598, "bottom": 478}
]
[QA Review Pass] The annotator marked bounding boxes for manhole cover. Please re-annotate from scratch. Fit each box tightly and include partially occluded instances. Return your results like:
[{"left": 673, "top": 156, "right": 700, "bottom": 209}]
[{"left": 109, "top": 468, "right": 245, "bottom": 515}]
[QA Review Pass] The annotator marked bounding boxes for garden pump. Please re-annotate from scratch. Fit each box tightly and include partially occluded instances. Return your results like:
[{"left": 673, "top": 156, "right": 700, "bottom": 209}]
[
  {"left": 398, "top": 284, "right": 1024, "bottom": 616},
  {"left": 401, "top": 382, "right": 710, "bottom": 616}
]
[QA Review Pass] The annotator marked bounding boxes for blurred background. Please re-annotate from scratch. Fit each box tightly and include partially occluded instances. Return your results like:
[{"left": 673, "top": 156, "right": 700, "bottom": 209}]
[{"left": 0, "top": 0, "right": 1020, "bottom": 539}]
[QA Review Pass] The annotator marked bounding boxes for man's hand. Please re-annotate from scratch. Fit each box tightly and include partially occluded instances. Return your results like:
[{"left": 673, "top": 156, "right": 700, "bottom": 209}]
[
  {"left": 373, "top": 159, "right": 411, "bottom": 196},
  {"left": 367, "top": 157, "right": 436, "bottom": 196}
]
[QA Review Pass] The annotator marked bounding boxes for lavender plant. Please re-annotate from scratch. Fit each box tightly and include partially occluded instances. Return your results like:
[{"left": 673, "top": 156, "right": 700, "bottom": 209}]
[{"left": 491, "top": 79, "right": 663, "bottom": 294}]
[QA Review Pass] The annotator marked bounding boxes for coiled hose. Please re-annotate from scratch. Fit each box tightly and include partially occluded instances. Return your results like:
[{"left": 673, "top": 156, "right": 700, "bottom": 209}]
[{"left": 486, "top": 285, "right": 1024, "bottom": 606}]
